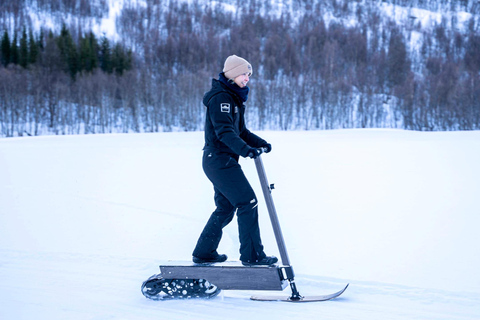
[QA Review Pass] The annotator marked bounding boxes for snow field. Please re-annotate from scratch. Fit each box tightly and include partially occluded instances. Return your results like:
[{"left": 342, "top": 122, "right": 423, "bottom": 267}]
[{"left": 1, "top": 129, "right": 479, "bottom": 319}]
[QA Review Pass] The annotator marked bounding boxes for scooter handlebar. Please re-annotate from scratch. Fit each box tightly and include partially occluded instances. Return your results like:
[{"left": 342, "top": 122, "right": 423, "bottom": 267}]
[{"left": 248, "top": 147, "right": 267, "bottom": 159}]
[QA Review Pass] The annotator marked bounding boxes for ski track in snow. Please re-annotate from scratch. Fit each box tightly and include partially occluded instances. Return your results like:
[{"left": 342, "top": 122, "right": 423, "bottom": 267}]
[{"left": 1, "top": 129, "right": 480, "bottom": 319}]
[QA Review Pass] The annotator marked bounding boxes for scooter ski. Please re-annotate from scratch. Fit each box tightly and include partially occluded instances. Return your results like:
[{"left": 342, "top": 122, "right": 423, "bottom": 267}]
[{"left": 141, "top": 151, "right": 349, "bottom": 302}]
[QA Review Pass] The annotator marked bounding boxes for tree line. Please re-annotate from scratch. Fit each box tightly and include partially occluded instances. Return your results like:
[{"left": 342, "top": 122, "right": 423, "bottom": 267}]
[
  {"left": 1, "top": 26, "right": 132, "bottom": 77},
  {"left": 1, "top": 0, "right": 480, "bottom": 137}
]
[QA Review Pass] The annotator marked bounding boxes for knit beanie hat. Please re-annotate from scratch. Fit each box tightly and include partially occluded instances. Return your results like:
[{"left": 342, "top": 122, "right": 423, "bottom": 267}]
[{"left": 223, "top": 55, "right": 253, "bottom": 79}]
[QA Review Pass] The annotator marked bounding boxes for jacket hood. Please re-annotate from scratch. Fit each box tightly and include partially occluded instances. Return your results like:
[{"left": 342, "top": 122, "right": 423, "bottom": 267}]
[{"left": 203, "top": 79, "right": 227, "bottom": 107}]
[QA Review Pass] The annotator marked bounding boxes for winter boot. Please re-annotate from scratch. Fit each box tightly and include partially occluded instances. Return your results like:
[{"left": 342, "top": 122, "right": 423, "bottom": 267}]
[
  {"left": 241, "top": 255, "right": 278, "bottom": 266},
  {"left": 192, "top": 253, "right": 228, "bottom": 264}
]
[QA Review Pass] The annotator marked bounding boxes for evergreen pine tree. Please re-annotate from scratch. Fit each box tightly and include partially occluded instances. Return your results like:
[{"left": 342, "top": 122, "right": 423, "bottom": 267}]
[
  {"left": 99, "top": 35, "right": 112, "bottom": 73},
  {"left": 19, "top": 28, "right": 29, "bottom": 68},
  {"left": 57, "top": 24, "right": 79, "bottom": 78},
  {"left": 110, "top": 43, "right": 133, "bottom": 75},
  {"left": 10, "top": 34, "right": 19, "bottom": 65},
  {"left": 28, "top": 30, "right": 39, "bottom": 65},
  {"left": 112, "top": 43, "right": 125, "bottom": 75},
  {"left": 38, "top": 29, "right": 45, "bottom": 51},
  {"left": 125, "top": 48, "right": 133, "bottom": 72},
  {"left": 1, "top": 30, "right": 10, "bottom": 67},
  {"left": 79, "top": 32, "right": 98, "bottom": 72},
  {"left": 79, "top": 36, "right": 91, "bottom": 72},
  {"left": 87, "top": 32, "right": 98, "bottom": 71}
]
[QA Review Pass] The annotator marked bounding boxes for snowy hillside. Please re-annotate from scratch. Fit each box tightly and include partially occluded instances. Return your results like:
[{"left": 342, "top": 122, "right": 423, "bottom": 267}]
[
  {"left": 1, "top": 129, "right": 479, "bottom": 319},
  {"left": 5, "top": 0, "right": 477, "bottom": 39},
  {"left": 2, "top": 0, "right": 480, "bottom": 136}
]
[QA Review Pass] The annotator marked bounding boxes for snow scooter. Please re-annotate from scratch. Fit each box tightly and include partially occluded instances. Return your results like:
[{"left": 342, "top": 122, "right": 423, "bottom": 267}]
[{"left": 141, "top": 151, "right": 349, "bottom": 302}]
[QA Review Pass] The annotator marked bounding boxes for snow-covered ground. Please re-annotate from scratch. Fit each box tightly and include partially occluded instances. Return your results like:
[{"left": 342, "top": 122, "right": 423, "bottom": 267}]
[{"left": 1, "top": 129, "right": 479, "bottom": 319}]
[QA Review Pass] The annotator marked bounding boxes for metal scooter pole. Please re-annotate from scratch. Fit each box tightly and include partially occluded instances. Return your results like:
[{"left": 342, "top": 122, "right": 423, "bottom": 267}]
[{"left": 254, "top": 153, "right": 302, "bottom": 300}]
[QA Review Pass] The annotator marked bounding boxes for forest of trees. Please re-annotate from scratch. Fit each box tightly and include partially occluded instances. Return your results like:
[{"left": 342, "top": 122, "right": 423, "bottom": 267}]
[
  {"left": 1, "top": 26, "right": 132, "bottom": 76},
  {"left": 1, "top": 0, "right": 480, "bottom": 137}
]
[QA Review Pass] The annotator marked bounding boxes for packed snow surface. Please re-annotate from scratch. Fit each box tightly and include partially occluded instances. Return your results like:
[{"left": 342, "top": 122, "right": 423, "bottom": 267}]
[{"left": 1, "top": 129, "right": 479, "bottom": 319}]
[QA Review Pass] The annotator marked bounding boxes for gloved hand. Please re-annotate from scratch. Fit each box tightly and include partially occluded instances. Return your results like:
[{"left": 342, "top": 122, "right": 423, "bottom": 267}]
[
  {"left": 261, "top": 143, "right": 272, "bottom": 153},
  {"left": 247, "top": 148, "right": 263, "bottom": 159}
]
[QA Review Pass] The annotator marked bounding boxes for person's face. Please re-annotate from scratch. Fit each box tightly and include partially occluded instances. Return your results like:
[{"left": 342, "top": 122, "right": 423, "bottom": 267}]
[{"left": 233, "top": 72, "right": 250, "bottom": 88}]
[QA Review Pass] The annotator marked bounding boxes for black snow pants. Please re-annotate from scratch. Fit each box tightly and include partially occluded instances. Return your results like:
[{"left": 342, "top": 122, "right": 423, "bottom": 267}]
[{"left": 193, "top": 149, "right": 267, "bottom": 262}]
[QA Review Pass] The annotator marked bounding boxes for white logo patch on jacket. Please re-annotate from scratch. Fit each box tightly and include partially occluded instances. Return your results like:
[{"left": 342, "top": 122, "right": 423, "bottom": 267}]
[{"left": 220, "top": 103, "right": 230, "bottom": 113}]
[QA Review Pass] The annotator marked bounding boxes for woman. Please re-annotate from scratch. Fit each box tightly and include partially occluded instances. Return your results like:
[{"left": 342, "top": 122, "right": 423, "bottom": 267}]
[{"left": 192, "top": 55, "right": 278, "bottom": 266}]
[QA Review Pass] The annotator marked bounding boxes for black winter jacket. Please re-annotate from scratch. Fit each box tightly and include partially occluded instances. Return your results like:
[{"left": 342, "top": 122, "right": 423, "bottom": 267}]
[{"left": 203, "top": 78, "right": 267, "bottom": 157}]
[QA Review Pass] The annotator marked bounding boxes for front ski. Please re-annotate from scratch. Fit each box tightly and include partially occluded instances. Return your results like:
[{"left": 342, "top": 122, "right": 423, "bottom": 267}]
[
  {"left": 250, "top": 283, "right": 349, "bottom": 302},
  {"left": 141, "top": 274, "right": 221, "bottom": 300}
]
